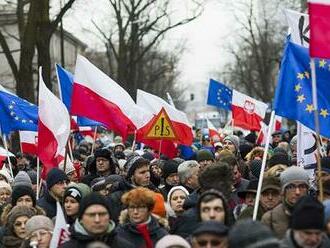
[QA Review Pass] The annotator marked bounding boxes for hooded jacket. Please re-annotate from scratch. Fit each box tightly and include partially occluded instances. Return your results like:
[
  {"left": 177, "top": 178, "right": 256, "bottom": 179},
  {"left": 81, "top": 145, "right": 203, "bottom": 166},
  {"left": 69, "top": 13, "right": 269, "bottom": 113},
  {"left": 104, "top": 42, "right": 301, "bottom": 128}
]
[
  {"left": 280, "top": 229, "right": 330, "bottom": 248},
  {"left": 60, "top": 219, "right": 133, "bottom": 248}
]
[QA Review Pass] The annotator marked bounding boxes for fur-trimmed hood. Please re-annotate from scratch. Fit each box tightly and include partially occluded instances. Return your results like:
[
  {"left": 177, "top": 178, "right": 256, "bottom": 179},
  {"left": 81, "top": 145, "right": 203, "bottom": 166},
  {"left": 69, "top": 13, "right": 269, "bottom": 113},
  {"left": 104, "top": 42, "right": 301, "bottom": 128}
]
[{"left": 1, "top": 204, "right": 45, "bottom": 226}]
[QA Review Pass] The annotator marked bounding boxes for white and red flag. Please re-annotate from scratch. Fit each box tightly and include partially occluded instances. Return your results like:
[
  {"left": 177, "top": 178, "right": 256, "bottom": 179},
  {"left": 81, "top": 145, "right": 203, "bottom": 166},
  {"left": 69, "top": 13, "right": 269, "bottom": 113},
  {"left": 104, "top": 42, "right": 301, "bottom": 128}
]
[
  {"left": 50, "top": 202, "right": 70, "bottom": 248},
  {"left": 256, "top": 116, "right": 282, "bottom": 145},
  {"left": 207, "top": 118, "right": 221, "bottom": 142},
  {"left": 19, "top": 131, "right": 37, "bottom": 155},
  {"left": 231, "top": 90, "right": 268, "bottom": 131},
  {"left": 308, "top": 0, "right": 330, "bottom": 58},
  {"left": 0, "top": 147, "right": 14, "bottom": 163},
  {"left": 37, "top": 68, "right": 70, "bottom": 175},
  {"left": 71, "top": 55, "right": 137, "bottom": 139}
]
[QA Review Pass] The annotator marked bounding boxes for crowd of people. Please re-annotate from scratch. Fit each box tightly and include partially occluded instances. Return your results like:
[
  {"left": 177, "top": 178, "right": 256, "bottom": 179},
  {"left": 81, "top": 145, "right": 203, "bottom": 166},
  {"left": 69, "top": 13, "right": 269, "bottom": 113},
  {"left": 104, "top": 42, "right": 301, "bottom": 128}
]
[{"left": 0, "top": 128, "right": 330, "bottom": 248}]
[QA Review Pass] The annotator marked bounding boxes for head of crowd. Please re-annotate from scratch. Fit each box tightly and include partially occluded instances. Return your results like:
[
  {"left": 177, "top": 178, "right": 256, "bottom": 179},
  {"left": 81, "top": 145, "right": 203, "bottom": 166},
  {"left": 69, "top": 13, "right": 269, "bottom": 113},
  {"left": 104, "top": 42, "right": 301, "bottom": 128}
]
[{"left": 1, "top": 129, "right": 330, "bottom": 248}]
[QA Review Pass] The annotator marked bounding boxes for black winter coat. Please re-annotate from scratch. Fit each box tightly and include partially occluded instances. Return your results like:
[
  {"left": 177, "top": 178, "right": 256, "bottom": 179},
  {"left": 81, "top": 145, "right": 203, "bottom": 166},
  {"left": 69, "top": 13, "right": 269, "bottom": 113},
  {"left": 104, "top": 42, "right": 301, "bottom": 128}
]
[{"left": 37, "top": 190, "right": 57, "bottom": 218}]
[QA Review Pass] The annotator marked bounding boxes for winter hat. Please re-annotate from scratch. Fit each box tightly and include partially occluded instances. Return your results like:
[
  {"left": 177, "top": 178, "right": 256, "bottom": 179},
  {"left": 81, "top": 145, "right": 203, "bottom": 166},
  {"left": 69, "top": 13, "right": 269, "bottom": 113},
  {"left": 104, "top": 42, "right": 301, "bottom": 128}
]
[
  {"left": 290, "top": 195, "right": 324, "bottom": 230},
  {"left": 155, "top": 235, "right": 191, "bottom": 248},
  {"left": 272, "top": 130, "right": 282, "bottom": 137},
  {"left": 64, "top": 183, "right": 91, "bottom": 203},
  {"left": 193, "top": 221, "right": 228, "bottom": 237},
  {"left": 11, "top": 185, "right": 36, "bottom": 206},
  {"left": 162, "top": 160, "right": 179, "bottom": 179},
  {"left": 26, "top": 215, "right": 54, "bottom": 235},
  {"left": 223, "top": 135, "right": 240, "bottom": 152},
  {"left": 239, "top": 144, "right": 253, "bottom": 161},
  {"left": 268, "top": 153, "right": 290, "bottom": 168},
  {"left": 46, "top": 167, "right": 68, "bottom": 190},
  {"left": 321, "top": 157, "right": 330, "bottom": 174},
  {"left": 114, "top": 143, "right": 125, "bottom": 150},
  {"left": 196, "top": 149, "right": 214, "bottom": 162},
  {"left": 0, "top": 180, "right": 12, "bottom": 192},
  {"left": 250, "top": 160, "right": 262, "bottom": 179},
  {"left": 125, "top": 155, "right": 149, "bottom": 179},
  {"left": 237, "top": 179, "right": 258, "bottom": 198},
  {"left": 26, "top": 170, "right": 38, "bottom": 185},
  {"left": 142, "top": 151, "right": 155, "bottom": 162},
  {"left": 7, "top": 205, "right": 36, "bottom": 231},
  {"left": 245, "top": 132, "right": 257, "bottom": 144},
  {"left": 261, "top": 176, "right": 281, "bottom": 193},
  {"left": 13, "top": 171, "right": 32, "bottom": 188},
  {"left": 229, "top": 220, "right": 279, "bottom": 248},
  {"left": 94, "top": 148, "right": 112, "bottom": 160},
  {"left": 280, "top": 166, "right": 309, "bottom": 191},
  {"left": 0, "top": 169, "right": 12, "bottom": 183},
  {"left": 78, "top": 192, "right": 110, "bottom": 220},
  {"left": 167, "top": 186, "right": 190, "bottom": 205},
  {"left": 90, "top": 177, "right": 107, "bottom": 192},
  {"left": 58, "top": 159, "right": 76, "bottom": 175}
]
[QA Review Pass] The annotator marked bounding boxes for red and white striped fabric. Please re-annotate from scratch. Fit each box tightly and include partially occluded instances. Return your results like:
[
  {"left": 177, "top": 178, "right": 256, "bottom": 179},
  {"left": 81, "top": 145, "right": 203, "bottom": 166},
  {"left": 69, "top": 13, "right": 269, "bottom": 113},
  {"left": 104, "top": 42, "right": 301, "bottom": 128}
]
[
  {"left": 308, "top": 0, "right": 330, "bottom": 58},
  {"left": 19, "top": 131, "right": 38, "bottom": 155},
  {"left": 0, "top": 147, "right": 14, "bottom": 163},
  {"left": 37, "top": 68, "right": 70, "bottom": 174},
  {"left": 71, "top": 55, "right": 138, "bottom": 139},
  {"left": 207, "top": 118, "right": 220, "bottom": 141},
  {"left": 232, "top": 90, "right": 268, "bottom": 131},
  {"left": 136, "top": 89, "right": 193, "bottom": 146},
  {"left": 256, "top": 116, "right": 282, "bottom": 145}
]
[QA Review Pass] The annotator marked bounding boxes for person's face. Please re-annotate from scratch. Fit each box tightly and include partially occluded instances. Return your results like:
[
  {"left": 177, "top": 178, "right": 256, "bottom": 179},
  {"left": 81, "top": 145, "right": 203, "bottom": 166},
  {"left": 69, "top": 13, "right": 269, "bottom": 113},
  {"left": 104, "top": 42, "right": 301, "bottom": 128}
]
[
  {"left": 293, "top": 229, "right": 323, "bottom": 248},
  {"left": 17, "top": 157, "right": 29, "bottom": 170},
  {"left": 81, "top": 205, "right": 110, "bottom": 235},
  {"left": 16, "top": 195, "right": 33, "bottom": 208},
  {"left": 223, "top": 140, "right": 236, "bottom": 154},
  {"left": 170, "top": 189, "right": 187, "bottom": 214},
  {"left": 151, "top": 165, "right": 162, "bottom": 177},
  {"left": 97, "top": 188, "right": 109, "bottom": 197},
  {"left": 13, "top": 216, "right": 29, "bottom": 239},
  {"left": 67, "top": 170, "right": 78, "bottom": 183},
  {"left": 232, "top": 165, "right": 241, "bottom": 186},
  {"left": 0, "top": 188, "right": 11, "bottom": 204},
  {"left": 272, "top": 134, "right": 282, "bottom": 144},
  {"left": 30, "top": 229, "right": 52, "bottom": 248},
  {"left": 50, "top": 180, "right": 68, "bottom": 200},
  {"left": 132, "top": 165, "right": 150, "bottom": 187},
  {"left": 128, "top": 205, "right": 150, "bottom": 224},
  {"left": 114, "top": 146, "right": 124, "bottom": 153},
  {"left": 187, "top": 166, "right": 200, "bottom": 189},
  {"left": 285, "top": 181, "right": 308, "bottom": 206},
  {"left": 166, "top": 173, "right": 180, "bottom": 186},
  {"left": 200, "top": 198, "right": 225, "bottom": 222},
  {"left": 199, "top": 160, "right": 214, "bottom": 173},
  {"left": 245, "top": 192, "right": 256, "bottom": 207},
  {"left": 260, "top": 189, "right": 281, "bottom": 211},
  {"left": 192, "top": 233, "right": 228, "bottom": 248},
  {"left": 96, "top": 157, "right": 110, "bottom": 173},
  {"left": 64, "top": 196, "right": 79, "bottom": 217}
]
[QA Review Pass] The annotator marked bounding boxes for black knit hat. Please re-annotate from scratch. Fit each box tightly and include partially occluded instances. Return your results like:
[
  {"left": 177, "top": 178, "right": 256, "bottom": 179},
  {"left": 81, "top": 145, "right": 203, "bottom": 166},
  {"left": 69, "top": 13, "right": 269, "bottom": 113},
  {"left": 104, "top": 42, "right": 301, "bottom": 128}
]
[
  {"left": 94, "top": 148, "right": 112, "bottom": 160},
  {"left": 11, "top": 186, "right": 36, "bottom": 207},
  {"left": 46, "top": 168, "right": 68, "bottom": 190},
  {"left": 78, "top": 192, "right": 111, "bottom": 220},
  {"left": 290, "top": 195, "right": 324, "bottom": 230},
  {"left": 268, "top": 153, "right": 290, "bottom": 168},
  {"left": 237, "top": 179, "right": 258, "bottom": 198},
  {"left": 192, "top": 221, "right": 228, "bottom": 237},
  {"left": 125, "top": 155, "right": 149, "bottom": 179},
  {"left": 162, "top": 160, "right": 179, "bottom": 179}
]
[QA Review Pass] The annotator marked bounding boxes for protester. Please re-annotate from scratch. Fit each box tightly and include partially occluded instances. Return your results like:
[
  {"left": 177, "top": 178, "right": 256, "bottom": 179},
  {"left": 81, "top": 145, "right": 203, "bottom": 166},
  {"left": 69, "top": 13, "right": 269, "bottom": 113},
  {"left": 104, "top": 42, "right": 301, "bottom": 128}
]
[
  {"left": 155, "top": 234, "right": 191, "bottom": 248},
  {"left": 281, "top": 195, "right": 330, "bottom": 247},
  {"left": 60, "top": 192, "right": 133, "bottom": 248},
  {"left": 117, "top": 187, "right": 168, "bottom": 247},
  {"left": 262, "top": 166, "right": 309, "bottom": 239},
  {"left": 271, "top": 130, "right": 282, "bottom": 148},
  {"left": 37, "top": 168, "right": 68, "bottom": 218},
  {"left": 0, "top": 181, "right": 11, "bottom": 206},
  {"left": 166, "top": 186, "right": 189, "bottom": 229},
  {"left": 196, "top": 149, "right": 215, "bottom": 173},
  {"left": 234, "top": 179, "right": 258, "bottom": 219},
  {"left": 191, "top": 221, "right": 229, "bottom": 248},
  {"left": 160, "top": 160, "right": 180, "bottom": 199},
  {"left": 59, "top": 159, "right": 79, "bottom": 183},
  {"left": 177, "top": 160, "right": 200, "bottom": 194}
]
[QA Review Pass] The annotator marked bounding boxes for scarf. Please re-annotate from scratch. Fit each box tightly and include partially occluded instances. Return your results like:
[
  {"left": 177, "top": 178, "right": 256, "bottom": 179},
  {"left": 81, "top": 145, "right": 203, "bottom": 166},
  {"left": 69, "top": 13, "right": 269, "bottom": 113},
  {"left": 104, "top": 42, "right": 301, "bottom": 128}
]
[{"left": 136, "top": 223, "right": 153, "bottom": 248}]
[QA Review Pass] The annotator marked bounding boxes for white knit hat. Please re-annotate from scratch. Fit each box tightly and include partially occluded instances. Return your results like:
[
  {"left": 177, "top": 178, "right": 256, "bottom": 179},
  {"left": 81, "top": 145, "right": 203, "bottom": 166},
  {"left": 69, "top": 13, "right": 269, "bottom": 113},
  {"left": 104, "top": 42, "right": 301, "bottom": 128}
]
[
  {"left": 26, "top": 215, "right": 54, "bottom": 235},
  {"left": 280, "top": 166, "right": 309, "bottom": 191},
  {"left": 0, "top": 180, "right": 12, "bottom": 192},
  {"left": 58, "top": 159, "right": 76, "bottom": 175},
  {"left": 155, "top": 235, "right": 191, "bottom": 248}
]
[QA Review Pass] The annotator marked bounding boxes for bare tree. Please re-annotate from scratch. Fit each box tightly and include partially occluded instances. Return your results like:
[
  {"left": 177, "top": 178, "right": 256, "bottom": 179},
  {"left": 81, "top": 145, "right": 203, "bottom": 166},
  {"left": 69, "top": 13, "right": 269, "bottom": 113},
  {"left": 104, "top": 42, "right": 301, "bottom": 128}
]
[{"left": 94, "top": 0, "right": 202, "bottom": 99}]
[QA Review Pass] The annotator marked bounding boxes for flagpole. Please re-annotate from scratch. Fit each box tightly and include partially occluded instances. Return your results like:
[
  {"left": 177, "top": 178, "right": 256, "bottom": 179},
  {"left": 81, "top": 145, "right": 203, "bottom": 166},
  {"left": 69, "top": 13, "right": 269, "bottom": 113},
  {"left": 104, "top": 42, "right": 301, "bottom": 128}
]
[
  {"left": 36, "top": 157, "right": 40, "bottom": 200},
  {"left": 310, "top": 58, "right": 323, "bottom": 201},
  {"left": 91, "top": 126, "right": 98, "bottom": 155},
  {"left": 132, "top": 130, "right": 137, "bottom": 152},
  {"left": 2, "top": 135, "right": 14, "bottom": 178},
  {"left": 253, "top": 110, "right": 275, "bottom": 220},
  {"left": 67, "top": 136, "right": 74, "bottom": 161}
]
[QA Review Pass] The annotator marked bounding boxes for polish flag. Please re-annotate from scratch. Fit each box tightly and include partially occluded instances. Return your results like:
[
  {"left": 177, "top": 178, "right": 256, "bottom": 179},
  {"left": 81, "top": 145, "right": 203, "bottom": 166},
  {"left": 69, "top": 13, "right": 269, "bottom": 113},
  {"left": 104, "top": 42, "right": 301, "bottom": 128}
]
[
  {"left": 136, "top": 89, "right": 193, "bottom": 146},
  {"left": 37, "top": 68, "right": 70, "bottom": 174},
  {"left": 207, "top": 119, "right": 221, "bottom": 142},
  {"left": 256, "top": 116, "right": 282, "bottom": 145},
  {"left": 309, "top": 0, "right": 330, "bottom": 58},
  {"left": 0, "top": 147, "right": 14, "bottom": 163},
  {"left": 19, "top": 131, "right": 38, "bottom": 155},
  {"left": 71, "top": 55, "right": 137, "bottom": 139},
  {"left": 50, "top": 202, "right": 70, "bottom": 247},
  {"left": 231, "top": 90, "right": 268, "bottom": 131}
]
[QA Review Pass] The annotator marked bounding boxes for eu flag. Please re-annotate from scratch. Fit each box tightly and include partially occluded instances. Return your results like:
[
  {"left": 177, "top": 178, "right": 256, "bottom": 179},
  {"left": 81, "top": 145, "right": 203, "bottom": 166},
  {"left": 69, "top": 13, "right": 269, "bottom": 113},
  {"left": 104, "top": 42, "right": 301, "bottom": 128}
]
[
  {"left": 207, "top": 79, "right": 232, "bottom": 111},
  {"left": 0, "top": 87, "right": 38, "bottom": 135},
  {"left": 56, "top": 64, "right": 101, "bottom": 127},
  {"left": 274, "top": 40, "right": 330, "bottom": 138}
]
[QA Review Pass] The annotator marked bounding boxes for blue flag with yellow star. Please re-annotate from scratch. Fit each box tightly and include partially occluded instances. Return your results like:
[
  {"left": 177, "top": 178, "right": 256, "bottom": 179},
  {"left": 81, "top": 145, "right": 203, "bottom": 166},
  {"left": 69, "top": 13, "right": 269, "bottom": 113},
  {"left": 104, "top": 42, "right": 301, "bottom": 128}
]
[
  {"left": 207, "top": 79, "right": 232, "bottom": 111},
  {"left": 274, "top": 40, "right": 330, "bottom": 138}
]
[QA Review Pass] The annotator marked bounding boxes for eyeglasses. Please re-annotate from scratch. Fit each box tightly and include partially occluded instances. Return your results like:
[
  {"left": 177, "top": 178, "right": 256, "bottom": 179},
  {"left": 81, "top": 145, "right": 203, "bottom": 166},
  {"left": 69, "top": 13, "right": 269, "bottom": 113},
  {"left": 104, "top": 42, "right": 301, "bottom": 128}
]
[
  {"left": 84, "top": 211, "right": 109, "bottom": 218},
  {"left": 286, "top": 183, "right": 308, "bottom": 191},
  {"left": 128, "top": 205, "right": 148, "bottom": 211},
  {"left": 30, "top": 230, "right": 51, "bottom": 241},
  {"left": 196, "top": 239, "right": 222, "bottom": 246}
]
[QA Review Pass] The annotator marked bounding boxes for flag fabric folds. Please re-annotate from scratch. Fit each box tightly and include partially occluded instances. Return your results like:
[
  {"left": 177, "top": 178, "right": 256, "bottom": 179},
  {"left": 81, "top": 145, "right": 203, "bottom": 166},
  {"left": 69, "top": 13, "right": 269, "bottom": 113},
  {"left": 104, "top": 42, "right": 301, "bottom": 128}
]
[
  {"left": 207, "top": 79, "right": 232, "bottom": 110},
  {"left": 50, "top": 202, "right": 70, "bottom": 247},
  {"left": 274, "top": 40, "right": 330, "bottom": 138},
  {"left": 56, "top": 64, "right": 101, "bottom": 127},
  {"left": 37, "top": 68, "right": 70, "bottom": 173},
  {"left": 231, "top": 90, "right": 268, "bottom": 131},
  {"left": 0, "top": 85, "right": 38, "bottom": 135},
  {"left": 19, "top": 131, "right": 38, "bottom": 155},
  {"left": 71, "top": 55, "right": 137, "bottom": 139},
  {"left": 308, "top": 0, "right": 330, "bottom": 58}
]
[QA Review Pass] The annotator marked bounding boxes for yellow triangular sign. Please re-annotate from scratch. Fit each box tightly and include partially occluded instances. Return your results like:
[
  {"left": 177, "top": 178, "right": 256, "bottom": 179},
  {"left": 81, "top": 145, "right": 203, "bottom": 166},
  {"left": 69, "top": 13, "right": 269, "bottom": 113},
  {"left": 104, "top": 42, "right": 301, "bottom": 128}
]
[{"left": 145, "top": 107, "right": 178, "bottom": 140}]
